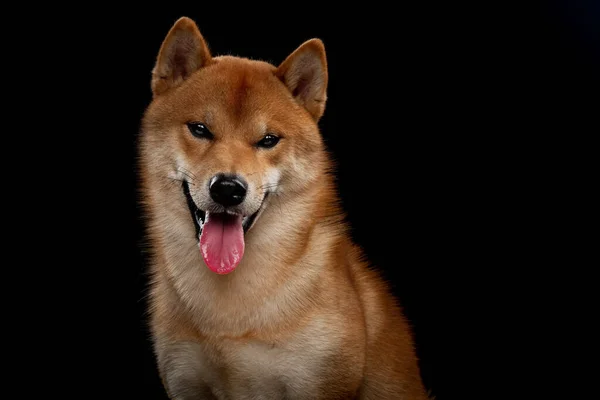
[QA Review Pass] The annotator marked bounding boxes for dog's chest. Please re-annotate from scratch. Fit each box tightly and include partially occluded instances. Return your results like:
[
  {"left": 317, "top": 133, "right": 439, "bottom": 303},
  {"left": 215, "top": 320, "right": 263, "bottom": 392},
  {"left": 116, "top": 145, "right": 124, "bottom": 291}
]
[
  {"left": 222, "top": 339, "right": 326, "bottom": 398},
  {"left": 163, "top": 341, "right": 328, "bottom": 399},
  {"left": 161, "top": 334, "right": 335, "bottom": 400}
]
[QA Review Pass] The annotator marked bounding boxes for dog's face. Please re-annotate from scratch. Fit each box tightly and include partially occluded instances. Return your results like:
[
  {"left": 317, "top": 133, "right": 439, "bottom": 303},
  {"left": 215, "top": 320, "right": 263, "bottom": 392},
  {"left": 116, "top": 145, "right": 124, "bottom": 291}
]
[{"left": 141, "top": 17, "right": 328, "bottom": 274}]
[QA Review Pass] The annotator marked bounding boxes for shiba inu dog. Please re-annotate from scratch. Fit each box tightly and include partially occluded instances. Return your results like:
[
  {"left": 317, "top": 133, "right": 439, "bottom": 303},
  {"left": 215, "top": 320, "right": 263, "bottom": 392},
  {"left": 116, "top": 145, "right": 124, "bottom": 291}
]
[{"left": 139, "top": 16, "right": 429, "bottom": 399}]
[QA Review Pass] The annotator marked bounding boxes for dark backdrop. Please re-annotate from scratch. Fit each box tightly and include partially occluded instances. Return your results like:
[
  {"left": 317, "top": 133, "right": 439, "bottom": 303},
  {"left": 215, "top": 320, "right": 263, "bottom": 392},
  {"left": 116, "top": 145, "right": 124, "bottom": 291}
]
[
  {"left": 23, "top": 2, "right": 597, "bottom": 399},
  {"left": 121, "top": 3, "right": 597, "bottom": 398}
]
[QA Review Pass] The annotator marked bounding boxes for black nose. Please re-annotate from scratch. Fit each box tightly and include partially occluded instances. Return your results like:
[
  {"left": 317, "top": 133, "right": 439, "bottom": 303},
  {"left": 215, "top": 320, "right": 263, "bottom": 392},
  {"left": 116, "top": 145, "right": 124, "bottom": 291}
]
[{"left": 209, "top": 174, "right": 247, "bottom": 207}]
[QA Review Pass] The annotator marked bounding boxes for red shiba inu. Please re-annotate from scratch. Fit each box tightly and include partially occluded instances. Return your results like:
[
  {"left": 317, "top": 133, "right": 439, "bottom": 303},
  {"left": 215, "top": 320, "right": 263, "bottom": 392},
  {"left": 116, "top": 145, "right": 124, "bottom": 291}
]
[{"left": 139, "top": 16, "right": 429, "bottom": 399}]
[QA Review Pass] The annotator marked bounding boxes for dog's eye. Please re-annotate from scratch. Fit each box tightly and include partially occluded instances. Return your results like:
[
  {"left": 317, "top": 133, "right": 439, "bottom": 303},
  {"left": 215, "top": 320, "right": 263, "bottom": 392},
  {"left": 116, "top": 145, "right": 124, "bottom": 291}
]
[
  {"left": 256, "top": 134, "right": 280, "bottom": 149},
  {"left": 187, "top": 122, "right": 214, "bottom": 140}
]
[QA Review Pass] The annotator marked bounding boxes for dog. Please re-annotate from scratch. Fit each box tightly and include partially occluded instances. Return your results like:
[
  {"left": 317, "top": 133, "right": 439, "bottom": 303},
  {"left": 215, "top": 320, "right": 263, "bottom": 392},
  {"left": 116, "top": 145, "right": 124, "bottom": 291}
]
[{"left": 139, "top": 16, "right": 429, "bottom": 399}]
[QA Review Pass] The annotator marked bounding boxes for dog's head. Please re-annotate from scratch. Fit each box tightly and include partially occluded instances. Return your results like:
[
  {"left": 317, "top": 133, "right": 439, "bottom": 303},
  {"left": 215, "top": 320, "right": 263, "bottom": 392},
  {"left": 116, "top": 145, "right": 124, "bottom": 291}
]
[{"left": 141, "top": 17, "right": 329, "bottom": 274}]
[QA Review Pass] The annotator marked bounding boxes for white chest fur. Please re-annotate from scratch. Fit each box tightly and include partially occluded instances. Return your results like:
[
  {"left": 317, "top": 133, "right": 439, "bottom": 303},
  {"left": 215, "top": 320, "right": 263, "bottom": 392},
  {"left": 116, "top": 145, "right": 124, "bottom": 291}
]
[{"left": 157, "top": 316, "right": 342, "bottom": 400}]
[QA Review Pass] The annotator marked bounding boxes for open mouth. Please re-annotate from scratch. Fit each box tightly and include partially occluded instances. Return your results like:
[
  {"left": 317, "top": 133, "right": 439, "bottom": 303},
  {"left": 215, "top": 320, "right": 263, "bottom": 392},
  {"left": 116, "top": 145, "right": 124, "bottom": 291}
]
[
  {"left": 182, "top": 180, "right": 268, "bottom": 274},
  {"left": 182, "top": 181, "right": 266, "bottom": 237}
]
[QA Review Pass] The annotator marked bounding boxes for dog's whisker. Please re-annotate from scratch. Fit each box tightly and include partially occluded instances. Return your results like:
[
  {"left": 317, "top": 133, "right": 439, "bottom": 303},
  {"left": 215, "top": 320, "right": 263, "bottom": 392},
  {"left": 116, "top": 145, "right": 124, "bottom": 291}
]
[
  {"left": 178, "top": 166, "right": 196, "bottom": 175},
  {"left": 168, "top": 177, "right": 193, "bottom": 185},
  {"left": 179, "top": 171, "right": 194, "bottom": 181},
  {"left": 178, "top": 167, "right": 198, "bottom": 180},
  {"left": 258, "top": 183, "right": 279, "bottom": 190},
  {"left": 178, "top": 172, "right": 196, "bottom": 182}
]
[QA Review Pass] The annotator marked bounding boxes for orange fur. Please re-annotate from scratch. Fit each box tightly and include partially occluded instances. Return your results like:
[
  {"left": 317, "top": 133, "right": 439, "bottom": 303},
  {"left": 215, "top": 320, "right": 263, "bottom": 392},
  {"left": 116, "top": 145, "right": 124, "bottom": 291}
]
[{"left": 139, "top": 16, "right": 429, "bottom": 399}]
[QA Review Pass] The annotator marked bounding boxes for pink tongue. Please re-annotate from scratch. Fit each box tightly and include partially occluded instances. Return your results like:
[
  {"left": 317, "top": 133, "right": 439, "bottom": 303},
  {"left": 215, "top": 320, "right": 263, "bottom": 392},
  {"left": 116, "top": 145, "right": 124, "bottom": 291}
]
[{"left": 199, "top": 213, "right": 245, "bottom": 274}]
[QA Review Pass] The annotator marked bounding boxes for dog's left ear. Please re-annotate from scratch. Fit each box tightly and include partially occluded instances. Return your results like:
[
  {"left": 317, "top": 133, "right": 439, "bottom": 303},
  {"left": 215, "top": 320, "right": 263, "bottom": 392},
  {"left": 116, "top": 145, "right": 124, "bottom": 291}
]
[{"left": 276, "top": 39, "right": 328, "bottom": 121}]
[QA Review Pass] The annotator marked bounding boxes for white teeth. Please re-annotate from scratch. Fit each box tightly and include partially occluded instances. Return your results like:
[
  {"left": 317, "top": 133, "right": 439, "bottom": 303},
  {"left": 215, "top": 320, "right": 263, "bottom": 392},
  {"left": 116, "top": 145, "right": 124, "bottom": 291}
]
[{"left": 196, "top": 212, "right": 205, "bottom": 230}]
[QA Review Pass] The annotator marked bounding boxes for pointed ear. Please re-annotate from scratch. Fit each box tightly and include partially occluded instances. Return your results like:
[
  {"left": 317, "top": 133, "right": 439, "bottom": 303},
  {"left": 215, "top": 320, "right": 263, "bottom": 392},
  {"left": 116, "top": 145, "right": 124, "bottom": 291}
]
[
  {"left": 151, "top": 17, "right": 211, "bottom": 96},
  {"left": 276, "top": 39, "right": 328, "bottom": 121}
]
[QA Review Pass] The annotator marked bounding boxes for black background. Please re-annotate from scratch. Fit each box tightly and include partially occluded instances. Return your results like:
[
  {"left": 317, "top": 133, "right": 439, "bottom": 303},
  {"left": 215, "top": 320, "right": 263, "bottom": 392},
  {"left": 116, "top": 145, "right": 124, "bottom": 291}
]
[{"left": 19, "top": 1, "right": 598, "bottom": 398}]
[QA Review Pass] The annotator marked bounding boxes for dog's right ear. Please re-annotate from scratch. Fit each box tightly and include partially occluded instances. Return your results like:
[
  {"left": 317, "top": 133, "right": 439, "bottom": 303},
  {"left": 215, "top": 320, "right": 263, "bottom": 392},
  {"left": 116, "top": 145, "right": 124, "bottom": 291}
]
[{"left": 151, "top": 17, "right": 211, "bottom": 96}]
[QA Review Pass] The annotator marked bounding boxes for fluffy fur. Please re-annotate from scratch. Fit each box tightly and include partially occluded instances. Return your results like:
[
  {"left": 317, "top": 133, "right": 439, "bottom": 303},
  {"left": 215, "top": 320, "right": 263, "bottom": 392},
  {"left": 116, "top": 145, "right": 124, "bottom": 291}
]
[{"left": 139, "top": 16, "right": 429, "bottom": 399}]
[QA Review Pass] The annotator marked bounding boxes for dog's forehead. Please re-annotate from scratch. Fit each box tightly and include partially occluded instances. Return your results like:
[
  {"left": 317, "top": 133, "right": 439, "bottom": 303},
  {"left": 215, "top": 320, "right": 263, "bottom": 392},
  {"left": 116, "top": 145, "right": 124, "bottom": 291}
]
[
  {"left": 171, "top": 57, "right": 295, "bottom": 131},
  {"left": 198, "top": 57, "right": 283, "bottom": 110}
]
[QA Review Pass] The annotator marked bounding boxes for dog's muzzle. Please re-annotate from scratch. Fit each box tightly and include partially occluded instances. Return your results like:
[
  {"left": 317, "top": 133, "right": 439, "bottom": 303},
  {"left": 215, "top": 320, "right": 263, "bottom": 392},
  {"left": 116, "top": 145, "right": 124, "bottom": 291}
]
[{"left": 182, "top": 180, "right": 268, "bottom": 240}]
